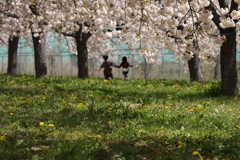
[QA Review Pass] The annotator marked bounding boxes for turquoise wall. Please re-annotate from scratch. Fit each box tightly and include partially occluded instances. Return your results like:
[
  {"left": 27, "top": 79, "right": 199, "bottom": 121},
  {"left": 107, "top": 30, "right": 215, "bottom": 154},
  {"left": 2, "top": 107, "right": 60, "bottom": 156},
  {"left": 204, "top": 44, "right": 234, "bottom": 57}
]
[{"left": 1, "top": 35, "right": 240, "bottom": 62}]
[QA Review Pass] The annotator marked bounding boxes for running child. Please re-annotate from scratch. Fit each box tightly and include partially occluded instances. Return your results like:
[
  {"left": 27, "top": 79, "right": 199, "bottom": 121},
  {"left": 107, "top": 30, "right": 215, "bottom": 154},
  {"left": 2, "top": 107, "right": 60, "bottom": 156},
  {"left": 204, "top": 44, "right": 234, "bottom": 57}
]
[
  {"left": 118, "top": 56, "right": 133, "bottom": 81},
  {"left": 99, "top": 55, "right": 118, "bottom": 80}
]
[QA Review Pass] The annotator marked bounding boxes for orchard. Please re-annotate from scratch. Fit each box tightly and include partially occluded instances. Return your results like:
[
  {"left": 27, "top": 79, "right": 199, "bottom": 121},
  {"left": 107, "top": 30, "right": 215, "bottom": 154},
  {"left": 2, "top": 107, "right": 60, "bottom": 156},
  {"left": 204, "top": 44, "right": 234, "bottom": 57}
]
[{"left": 0, "top": 0, "right": 239, "bottom": 96}]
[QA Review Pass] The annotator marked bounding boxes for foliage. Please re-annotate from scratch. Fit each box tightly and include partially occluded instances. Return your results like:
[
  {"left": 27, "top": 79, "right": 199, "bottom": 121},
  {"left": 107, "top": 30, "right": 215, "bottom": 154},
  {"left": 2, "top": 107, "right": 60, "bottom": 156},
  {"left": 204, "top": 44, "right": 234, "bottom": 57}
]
[
  {"left": 0, "top": 0, "right": 237, "bottom": 62},
  {"left": 0, "top": 74, "right": 239, "bottom": 160}
]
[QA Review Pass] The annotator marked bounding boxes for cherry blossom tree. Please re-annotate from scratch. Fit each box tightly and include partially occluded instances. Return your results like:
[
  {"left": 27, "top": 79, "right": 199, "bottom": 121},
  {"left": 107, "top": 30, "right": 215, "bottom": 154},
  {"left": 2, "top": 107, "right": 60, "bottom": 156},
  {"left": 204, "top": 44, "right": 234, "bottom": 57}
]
[
  {"left": 0, "top": 1, "right": 20, "bottom": 74},
  {"left": 158, "top": 0, "right": 239, "bottom": 96},
  {"left": 116, "top": 0, "right": 238, "bottom": 96},
  {"left": 0, "top": 0, "right": 50, "bottom": 77},
  {"left": 45, "top": 0, "right": 122, "bottom": 78},
  {"left": 0, "top": 0, "right": 239, "bottom": 96},
  {"left": 101, "top": 0, "right": 238, "bottom": 96}
]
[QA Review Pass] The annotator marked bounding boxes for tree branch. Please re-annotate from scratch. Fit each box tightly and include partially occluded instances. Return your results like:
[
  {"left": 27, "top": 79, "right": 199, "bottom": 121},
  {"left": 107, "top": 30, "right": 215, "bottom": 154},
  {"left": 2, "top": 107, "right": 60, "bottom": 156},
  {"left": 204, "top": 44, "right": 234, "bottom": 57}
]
[{"left": 209, "top": 1, "right": 221, "bottom": 29}]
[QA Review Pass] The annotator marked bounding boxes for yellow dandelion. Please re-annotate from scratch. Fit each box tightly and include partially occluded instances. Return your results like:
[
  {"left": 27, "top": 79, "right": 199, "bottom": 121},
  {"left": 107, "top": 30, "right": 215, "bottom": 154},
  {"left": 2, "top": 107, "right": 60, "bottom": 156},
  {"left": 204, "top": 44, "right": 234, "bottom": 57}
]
[
  {"left": 9, "top": 113, "right": 13, "bottom": 115},
  {"left": 1, "top": 135, "right": 6, "bottom": 141},
  {"left": 178, "top": 145, "right": 183, "bottom": 148},
  {"left": 192, "top": 151, "right": 199, "bottom": 155},
  {"left": 177, "top": 141, "right": 182, "bottom": 145},
  {"left": 198, "top": 105, "right": 204, "bottom": 109},
  {"left": 48, "top": 124, "right": 54, "bottom": 127},
  {"left": 93, "top": 135, "right": 102, "bottom": 138},
  {"left": 229, "top": 109, "right": 233, "bottom": 111},
  {"left": 39, "top": 122, "right": 44, "bottom": 126}
]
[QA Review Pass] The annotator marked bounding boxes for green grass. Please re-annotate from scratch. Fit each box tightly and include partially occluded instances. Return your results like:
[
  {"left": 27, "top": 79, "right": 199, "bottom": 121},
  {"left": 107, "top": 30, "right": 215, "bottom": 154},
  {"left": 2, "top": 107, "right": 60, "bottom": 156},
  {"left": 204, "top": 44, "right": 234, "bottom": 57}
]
[{"left": 0, "top": 74, "right": 239, "bottom": 160}]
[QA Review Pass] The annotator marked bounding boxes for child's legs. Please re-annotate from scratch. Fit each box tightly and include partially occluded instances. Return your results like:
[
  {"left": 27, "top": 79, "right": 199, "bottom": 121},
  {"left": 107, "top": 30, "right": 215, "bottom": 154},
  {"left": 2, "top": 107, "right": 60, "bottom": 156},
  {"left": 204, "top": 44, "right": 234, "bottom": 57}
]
[
  {"left": 106, "top": 68, "right": 113, "bottom": 79},
  {"left": 109, "top": 73, "right": 113, "bottom": 79},
  {"left": 123, "top": 72, "right": 128, "bottom": 80},
  {"left": 104, "top": 72, "right": 109, "bottom": 79},
  {"left": 104, "top": 72, "right": 113, "bottom": 79}
]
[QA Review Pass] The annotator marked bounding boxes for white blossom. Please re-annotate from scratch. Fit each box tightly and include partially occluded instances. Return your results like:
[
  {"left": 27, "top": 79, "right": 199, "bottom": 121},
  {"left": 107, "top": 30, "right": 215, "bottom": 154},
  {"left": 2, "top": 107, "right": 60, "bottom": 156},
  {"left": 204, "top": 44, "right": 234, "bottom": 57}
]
[
  {"left": 230, "top": 10, "right": 240, "bottom": 20},
  {"left": 219, "top": 17, "right": 235, "bottom": 29}
]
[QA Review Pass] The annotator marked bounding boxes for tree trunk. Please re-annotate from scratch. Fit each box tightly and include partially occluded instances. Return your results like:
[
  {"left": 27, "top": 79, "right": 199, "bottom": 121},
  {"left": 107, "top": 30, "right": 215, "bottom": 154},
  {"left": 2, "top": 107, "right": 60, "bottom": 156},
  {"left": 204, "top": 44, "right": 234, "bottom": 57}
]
[
  {"left": 188, "top": 53, "right": 204, "bottom": 82},
  {"left": 7, "top": 35, "right": 19, "bottom": 74},
  {"left": 143, "top": 58, "right": 148, "bottom": 79},
  {"left": 220, "top": 28, "right": 238, "bottom": 96},
  {"left": 214, "top": 55, "right": 221, "bottom": 80},
  {"left": 75, "top": 25, "right": 92, "bottom": 78},
  {"left": 31, "top": 21, "right": 47, "bottom": 78},
  {"left": 75, "top": 37, "right": 89, "bottom": 78}
]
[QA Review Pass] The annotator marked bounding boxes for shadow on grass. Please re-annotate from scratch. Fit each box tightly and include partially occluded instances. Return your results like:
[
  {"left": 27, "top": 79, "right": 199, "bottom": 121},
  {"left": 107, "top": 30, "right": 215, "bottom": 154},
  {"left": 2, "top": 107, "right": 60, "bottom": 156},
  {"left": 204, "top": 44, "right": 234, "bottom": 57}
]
[
  {"left": 0, "top": 76, "right": 239, "bottom": 159},
  {"left": 24, "top": 133, "right": 240, "bottom": 160},
  {"left": 0, "top": 96, "right": 239, "bottom": 160}
]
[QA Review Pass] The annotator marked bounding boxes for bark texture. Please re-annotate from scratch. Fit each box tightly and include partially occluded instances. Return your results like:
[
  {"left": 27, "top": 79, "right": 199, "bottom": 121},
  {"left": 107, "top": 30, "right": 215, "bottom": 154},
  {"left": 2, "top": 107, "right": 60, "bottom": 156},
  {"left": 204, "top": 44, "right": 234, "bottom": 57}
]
[
  {"left": 220, "top": 29, "right": 238, "bottom": 96},
  {"left": 76, "top": 37, "right": 89, "bottom": 78},
  {"left": 209, "top": 0, "right": 239, "bottom": 96},
  {"left": 188, "top": 53, "right": 204, "bottom": 82},
  {"left": 7, "top": 35, "right": 19, "bottom": 74},
  {"left": 75, "top": 25, "right": 92, "bottom": 78},
  {"left": 31, "top": 21, "right": 47, "bottom": 78}
]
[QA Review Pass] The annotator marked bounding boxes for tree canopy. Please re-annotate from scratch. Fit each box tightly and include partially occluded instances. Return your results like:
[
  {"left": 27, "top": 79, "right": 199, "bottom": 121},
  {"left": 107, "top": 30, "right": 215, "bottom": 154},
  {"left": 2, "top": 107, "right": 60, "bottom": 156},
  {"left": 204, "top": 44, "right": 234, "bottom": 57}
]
[{"left": 0, "top": 0, "right": 239, "bottom": 95}]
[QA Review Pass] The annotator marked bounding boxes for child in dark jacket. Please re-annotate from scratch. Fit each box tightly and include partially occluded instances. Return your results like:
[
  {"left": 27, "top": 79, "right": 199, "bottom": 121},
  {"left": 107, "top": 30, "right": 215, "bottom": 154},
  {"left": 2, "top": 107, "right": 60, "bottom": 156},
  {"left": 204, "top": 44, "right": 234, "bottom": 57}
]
[
  {"left": 118, "top": 56, "right": 133, "bottom": 81},
  {"left": 99, "top": 55, "right": 118, "bottom": 80}
]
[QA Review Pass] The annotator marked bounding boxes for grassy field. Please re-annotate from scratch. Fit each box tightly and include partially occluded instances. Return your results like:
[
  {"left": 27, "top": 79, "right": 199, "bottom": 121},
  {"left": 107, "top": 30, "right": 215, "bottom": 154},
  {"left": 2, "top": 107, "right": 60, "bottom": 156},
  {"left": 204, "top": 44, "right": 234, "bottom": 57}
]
[{"left": 0, "top": 74, "right": 239, "bottom": 160}]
